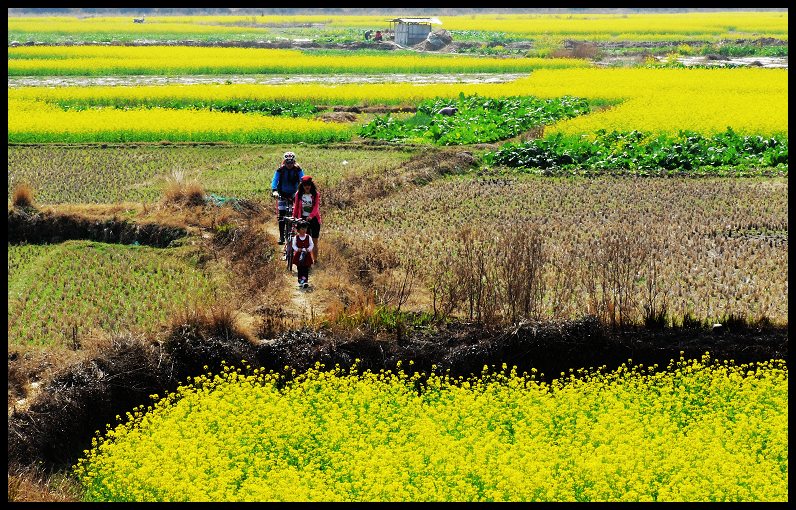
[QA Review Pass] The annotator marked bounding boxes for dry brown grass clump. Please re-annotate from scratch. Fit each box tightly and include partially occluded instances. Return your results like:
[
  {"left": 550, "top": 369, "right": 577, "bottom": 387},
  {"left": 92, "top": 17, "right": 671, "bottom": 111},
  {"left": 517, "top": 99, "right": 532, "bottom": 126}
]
[
  {"left": 310, "top": 234, "right": 373, "bottom": 322},
  {"left": 161, "top": 170, "right": 206, "bottom": 207},
  {"left": 210, "top": 219, "right": 284, "bottom": 301},
  {"left": 551, "top": 41, "right": 600, "bottom": 59},
  {"left": 11, "top": 182, "right": 35, "bottom": 208},
  {"left": 165, "top": 303, "right": 258, "bottom": 346},
  {"left": 8, "top": 464, "right": 82, "bottom": 502},
  {"left": 160, "top": 303, "right": 261, "bottom": 377},
  {"left": 8, "top": 343, "right": 105, "bottom": 411},
  {"left": 311, "top": 231, "right": 434, "bottom": 334}
]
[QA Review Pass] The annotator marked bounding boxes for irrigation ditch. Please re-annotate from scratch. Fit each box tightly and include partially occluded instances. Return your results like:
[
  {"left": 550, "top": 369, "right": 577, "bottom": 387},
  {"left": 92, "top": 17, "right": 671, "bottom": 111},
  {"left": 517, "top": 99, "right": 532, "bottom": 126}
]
[
  {"left": 8, "top": 207, "right": 188, "bottom": 247},
  {"left": 8, "top": 309, "right": 788, "bottom": 472}
]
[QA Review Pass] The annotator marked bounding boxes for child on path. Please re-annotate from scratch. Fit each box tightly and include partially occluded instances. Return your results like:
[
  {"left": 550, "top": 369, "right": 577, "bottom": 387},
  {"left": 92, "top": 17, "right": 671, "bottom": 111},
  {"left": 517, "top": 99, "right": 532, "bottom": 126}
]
[{"left": 292, "top": 220, "right": 314, "bottom": 288}]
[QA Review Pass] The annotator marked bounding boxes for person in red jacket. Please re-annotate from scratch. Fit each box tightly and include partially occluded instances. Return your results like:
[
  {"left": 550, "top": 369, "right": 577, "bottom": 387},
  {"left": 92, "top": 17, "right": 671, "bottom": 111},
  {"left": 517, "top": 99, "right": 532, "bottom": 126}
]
[{"left": 292, "top": 175, "right": 321, "bottom": 262}]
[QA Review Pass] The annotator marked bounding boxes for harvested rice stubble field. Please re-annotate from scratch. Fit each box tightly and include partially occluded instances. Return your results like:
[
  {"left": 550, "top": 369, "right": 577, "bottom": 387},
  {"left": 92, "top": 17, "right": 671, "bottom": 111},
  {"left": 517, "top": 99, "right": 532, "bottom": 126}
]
[{"left": 327, "top": 173, "right": 788, "bottom": 326}]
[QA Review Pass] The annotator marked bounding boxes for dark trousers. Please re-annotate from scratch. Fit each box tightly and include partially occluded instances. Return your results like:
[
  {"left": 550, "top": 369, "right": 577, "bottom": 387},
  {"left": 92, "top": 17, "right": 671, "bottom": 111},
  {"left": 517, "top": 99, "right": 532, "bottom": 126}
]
[{"left": 297, "top": 265, "right": 310, "bottom": 282}]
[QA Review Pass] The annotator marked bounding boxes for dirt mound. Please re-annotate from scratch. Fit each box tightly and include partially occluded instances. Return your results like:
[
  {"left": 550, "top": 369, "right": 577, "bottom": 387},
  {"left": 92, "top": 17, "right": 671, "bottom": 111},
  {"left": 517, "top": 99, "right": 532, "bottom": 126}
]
[
  {"left": 8, "top": 333, "right": 168, "bottom": 468},
  {"left": 413, "top": 29, "right": 453, "bottom": 51},
  {"left": 328, "top": 105, "right": 416, "bottom": 114},
  {"left": 8, "top": 309, "right": 262, "bottom": 469},
  {"left": 318, "top": 111, "right": 358, "bottom": 123}
]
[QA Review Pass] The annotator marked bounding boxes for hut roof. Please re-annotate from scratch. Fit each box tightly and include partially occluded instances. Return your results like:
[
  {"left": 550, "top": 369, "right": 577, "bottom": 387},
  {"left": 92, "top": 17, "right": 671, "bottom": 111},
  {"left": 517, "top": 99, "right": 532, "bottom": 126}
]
[{"left": 387, "top": 17, "right": 442, "bottom": 25}]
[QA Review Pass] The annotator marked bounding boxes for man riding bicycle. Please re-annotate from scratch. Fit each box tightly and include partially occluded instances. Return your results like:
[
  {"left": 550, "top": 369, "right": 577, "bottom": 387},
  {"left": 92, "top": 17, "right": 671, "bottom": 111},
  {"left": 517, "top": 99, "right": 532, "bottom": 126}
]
[{"left": 270, "top": 151, "right": 305, "bottom": 244}]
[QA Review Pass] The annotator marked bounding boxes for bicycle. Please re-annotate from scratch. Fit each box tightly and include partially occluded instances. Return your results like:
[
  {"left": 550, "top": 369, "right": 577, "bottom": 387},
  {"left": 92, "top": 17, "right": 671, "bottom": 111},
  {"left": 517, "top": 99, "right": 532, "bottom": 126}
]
[
  {"left": 282, "top": 217, "right": 303, "bottom": 272},
  {"left": 274, "top": 192, "right": 294, "bottom": 244}
]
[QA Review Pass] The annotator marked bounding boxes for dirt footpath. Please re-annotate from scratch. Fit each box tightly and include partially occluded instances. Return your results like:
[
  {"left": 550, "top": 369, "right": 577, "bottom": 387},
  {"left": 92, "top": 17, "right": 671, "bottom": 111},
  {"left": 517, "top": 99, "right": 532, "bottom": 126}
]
[{"left": 262, "top": 220, "right": 321, "bottom": 326}]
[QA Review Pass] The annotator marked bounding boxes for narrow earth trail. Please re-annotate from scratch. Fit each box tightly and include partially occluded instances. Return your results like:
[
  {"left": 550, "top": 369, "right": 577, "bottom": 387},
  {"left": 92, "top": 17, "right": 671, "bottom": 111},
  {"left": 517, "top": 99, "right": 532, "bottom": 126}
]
[{"left": 263, "top": 220, "right": 320, "bottom": 323}]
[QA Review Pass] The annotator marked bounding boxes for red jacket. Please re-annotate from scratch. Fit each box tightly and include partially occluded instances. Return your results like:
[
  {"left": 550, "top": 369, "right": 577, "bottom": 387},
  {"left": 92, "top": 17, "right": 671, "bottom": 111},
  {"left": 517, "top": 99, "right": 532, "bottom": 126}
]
[{"left": 293, "top": 191, "right": 322, "bottom": 224}]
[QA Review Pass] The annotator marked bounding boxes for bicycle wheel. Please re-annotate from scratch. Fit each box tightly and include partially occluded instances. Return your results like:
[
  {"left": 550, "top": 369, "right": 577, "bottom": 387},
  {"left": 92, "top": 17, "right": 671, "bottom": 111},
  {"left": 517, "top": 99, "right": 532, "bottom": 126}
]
[
  {"left": 282, "top": 217, "right": 291, "bottom": 244},
  {"left": 285, "top": 239, "right": 293, "bottom": 272}
]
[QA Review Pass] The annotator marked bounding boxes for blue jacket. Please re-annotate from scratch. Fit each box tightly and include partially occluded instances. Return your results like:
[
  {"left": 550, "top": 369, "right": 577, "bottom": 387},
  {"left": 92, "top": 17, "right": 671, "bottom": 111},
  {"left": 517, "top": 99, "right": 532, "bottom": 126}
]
[{"left": 271, "top": 164, "right": 304, "bottom": 197}]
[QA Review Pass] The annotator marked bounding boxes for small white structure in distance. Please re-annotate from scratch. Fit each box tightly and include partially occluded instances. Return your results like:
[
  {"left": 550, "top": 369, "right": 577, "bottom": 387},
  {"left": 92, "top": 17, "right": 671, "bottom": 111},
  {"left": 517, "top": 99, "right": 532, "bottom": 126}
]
[{"left": 387, "top": 17, "right": 442, "bottom": 46}]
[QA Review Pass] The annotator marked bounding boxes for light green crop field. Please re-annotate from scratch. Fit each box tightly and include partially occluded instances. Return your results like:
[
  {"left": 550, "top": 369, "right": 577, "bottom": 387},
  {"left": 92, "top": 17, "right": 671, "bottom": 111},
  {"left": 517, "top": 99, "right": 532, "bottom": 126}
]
[{"left": 8, "top": 241, "right": 227, "bottom": 350}]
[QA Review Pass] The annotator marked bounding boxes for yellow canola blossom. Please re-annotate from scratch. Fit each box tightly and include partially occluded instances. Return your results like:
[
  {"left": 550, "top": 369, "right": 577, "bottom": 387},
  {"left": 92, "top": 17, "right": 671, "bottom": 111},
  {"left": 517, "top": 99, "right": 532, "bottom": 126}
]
[
  {"left": 438, "top": 11, "right": 788, "bottom": 40},
  {"left": 8, "top": 99, "right": 353, "bottom": 144},
  {"left": 512, "top": 68, "right": 788, "bottom": 136},
  {"left": 8, "top": 46, "right": 587, "bottom": 75},
  {"left": 9, "top": 66, "right": 787, "bottom": 141},
  {"left": 73, "top": 359, "right": 788, "bottom": 502},
  {"left": 7, "top": 16, "right": 265, "bottom": 35},
  {"left": 8, "top": 11, "right": 787, "bottom": 41}
]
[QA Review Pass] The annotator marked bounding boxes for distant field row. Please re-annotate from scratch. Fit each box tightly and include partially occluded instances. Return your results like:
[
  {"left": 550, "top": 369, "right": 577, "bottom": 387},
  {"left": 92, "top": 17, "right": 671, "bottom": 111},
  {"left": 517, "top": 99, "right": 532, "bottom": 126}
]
[
  {"left": 7, "top": 145, "right": 413, "bottom": 204},
  {"left": 7, "top": 47, "right": 590, "bottom": 76},
  {"left": 8, "top": 68, "right": 788, "bottom": 143},
  {"left": 8, "top": 12, "right": 788, "bottom": 43}
]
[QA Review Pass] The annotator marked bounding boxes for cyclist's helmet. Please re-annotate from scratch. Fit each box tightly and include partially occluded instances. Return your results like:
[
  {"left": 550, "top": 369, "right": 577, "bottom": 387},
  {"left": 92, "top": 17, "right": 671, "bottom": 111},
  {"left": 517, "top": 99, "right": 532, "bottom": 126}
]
[{"left": 283, "top": 151, "right": 296, "bottom": 162}]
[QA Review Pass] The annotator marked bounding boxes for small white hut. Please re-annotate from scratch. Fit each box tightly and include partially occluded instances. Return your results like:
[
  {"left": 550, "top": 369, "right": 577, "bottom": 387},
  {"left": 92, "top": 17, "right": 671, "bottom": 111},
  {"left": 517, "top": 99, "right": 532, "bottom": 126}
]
[{"left": 387, "top": 17, "right": 442, "bottom": 46}]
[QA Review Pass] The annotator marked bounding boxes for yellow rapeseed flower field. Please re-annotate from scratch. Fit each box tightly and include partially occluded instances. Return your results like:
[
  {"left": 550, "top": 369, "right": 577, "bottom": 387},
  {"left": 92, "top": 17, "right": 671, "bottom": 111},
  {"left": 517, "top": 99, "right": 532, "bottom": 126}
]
[
  {"left": 8, "top": 16, "right": 265, "bottom": 35},
  {"left": 508, "top": 68, "right": 788, "bottom": 136},
  {"left": 7, "top": 46, "right": 588, "bottom": 75},
  {"left": 8, "top": 11, "right": 787, "bottom": 41},
  {"left": 7, "top": 98, "right": 354, "bottom": 144},
  {"left": 8, "top": 67, "right": 787, "bottom": 142},
  {"left": 73, "top": 357, "right": 788, "bottom": 502},
  {"left": 437, "top": 11, "right": 788, "bottom": 40}
]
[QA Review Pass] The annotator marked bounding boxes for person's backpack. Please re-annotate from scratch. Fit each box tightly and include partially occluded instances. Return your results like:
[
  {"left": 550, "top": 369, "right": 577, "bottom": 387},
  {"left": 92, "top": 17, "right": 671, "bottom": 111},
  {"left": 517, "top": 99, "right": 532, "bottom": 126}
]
[{"left": 277, "top": 165, "right": 301, "bottom": 193}]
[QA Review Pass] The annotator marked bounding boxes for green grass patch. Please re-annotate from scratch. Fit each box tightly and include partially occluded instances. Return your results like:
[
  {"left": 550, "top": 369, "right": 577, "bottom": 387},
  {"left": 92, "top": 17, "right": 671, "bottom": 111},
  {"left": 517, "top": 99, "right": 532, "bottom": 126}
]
[
  {"left": 7, "top": 241, "right": 226, "bottom": 349},
  {"left": 700, "top": 43, "right": 788, "bottom": 58},
  {"left": 359, "top": 93, "right": 591, "bottom": 145},
  {"left": 54, "top": 98, "right": 320, "bottom": 117},
  {"left": 327, "top": 305, "right": 437, "bottom": 333},
  {"left": 485, "top": 129, "right": 789, "bottom": 174}
]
